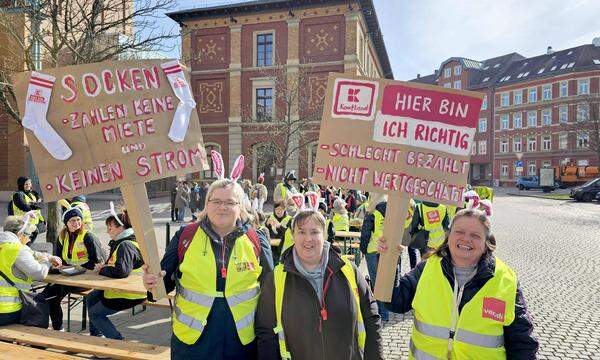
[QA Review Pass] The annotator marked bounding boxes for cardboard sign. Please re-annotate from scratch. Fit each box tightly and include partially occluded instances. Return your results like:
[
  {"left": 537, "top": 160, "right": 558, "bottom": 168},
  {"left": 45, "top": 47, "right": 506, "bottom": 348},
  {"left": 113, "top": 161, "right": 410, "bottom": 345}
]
[
  {"left": 313, "top": 74, "right": 483, "bottom": 301},
  {"left": 12, "top": 60, "right": 209, "bottom": 202},
  {"left": 314, "top": 74, "right": 482, "bottom": 206}
]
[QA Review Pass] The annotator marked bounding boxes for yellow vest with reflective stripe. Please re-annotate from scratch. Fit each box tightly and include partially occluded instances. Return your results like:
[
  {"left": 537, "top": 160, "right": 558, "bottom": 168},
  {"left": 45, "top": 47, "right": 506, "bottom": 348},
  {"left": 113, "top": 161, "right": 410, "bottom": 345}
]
[
  {"left": 12, "top": 192, "right": 44, "bottom": 225},
  {"left": 59, "top": 230, "right": 89, "bottom": 266},
  {"left": 446, "top": 205, "right": 457, "bottom": 222},
  {"left": 71, "top": 201, "right": 94, "bottom": 230},
  {"left": 103, "top": 240, "right": 145, "bottom": 301},
  {"left": 332, "top": 212, "right": 349, "bottom": 232},
  {"left": 280, "top": 228, "right": 294, "bottom": 259},
  {"left": 419, "top": 204, "right": 447, "bottom": 249},
  {"left": 273, "top": 256, "right": 365, "bottom": 359},
  {"left": 367, "top": 210, "right": 384, "bottom": 254},
  {"left": 173, "top": 227, "right": 262, "bottom": 345},
  {"left": 0, "top": 242, "right": 32, "bottom": 313},
  {"left": 410, "top": 256, "right": 516, "bottom": 360}
]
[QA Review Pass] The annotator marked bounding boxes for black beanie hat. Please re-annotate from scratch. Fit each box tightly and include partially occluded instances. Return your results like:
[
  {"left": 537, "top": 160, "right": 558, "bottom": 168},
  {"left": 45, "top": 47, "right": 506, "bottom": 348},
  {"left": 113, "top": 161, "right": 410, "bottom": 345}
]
[{"left": 63, "top": 207, "right": 83, "bottom": 224}]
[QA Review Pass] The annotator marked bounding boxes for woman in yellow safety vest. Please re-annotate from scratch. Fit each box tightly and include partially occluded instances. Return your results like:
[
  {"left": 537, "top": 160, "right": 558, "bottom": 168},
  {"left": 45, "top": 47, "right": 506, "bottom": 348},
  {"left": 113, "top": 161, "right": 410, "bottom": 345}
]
[
  {"left": 255, "top": 209, "right": 383, "bottom": 359},
  {"left": 42, "top": 207, "right": 105, "bottom": 331},
  {"left": 11, "top": 176, "right": 46, "bottom": 243},
  {"left": 142, "top": 178, "right": 274, "bottom": 359},
  {"left": 0, "top": 215, "right": 61, "bottom": 326},
  {"left": 85, "top": 207, "right": 145, "bottom": 340},
  {"left": 378, "top": 209, "right": 538, "bottom": 359}
]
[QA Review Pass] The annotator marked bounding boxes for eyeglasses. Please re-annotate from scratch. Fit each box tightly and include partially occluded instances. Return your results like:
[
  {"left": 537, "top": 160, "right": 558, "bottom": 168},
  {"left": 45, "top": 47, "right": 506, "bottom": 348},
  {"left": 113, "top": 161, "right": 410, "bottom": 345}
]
[{"left": 208, "top": 199, "right": 239, "bottom": 208}]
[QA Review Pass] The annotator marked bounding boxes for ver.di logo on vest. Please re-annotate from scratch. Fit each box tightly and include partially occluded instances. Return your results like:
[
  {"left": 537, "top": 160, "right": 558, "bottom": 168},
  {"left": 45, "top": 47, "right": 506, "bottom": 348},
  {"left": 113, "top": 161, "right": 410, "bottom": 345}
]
[
  {"left": 482, "top": 297, "right": 506, "bottom": 322},
  {"left": 332, "top": 78, "right": 379, "bottom": 121}
]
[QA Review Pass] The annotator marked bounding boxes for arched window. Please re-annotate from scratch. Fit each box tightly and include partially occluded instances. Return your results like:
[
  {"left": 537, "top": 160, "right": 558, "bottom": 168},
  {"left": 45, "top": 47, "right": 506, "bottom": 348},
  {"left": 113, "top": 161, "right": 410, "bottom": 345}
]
[{"left": 203, "top": 143, "right": 221, "bottom": 180}]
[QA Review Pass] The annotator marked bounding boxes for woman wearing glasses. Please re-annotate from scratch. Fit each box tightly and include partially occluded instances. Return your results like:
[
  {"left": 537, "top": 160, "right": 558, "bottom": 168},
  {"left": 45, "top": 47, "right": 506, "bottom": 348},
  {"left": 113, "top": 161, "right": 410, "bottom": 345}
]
[{"left": 143, "top": 176, "right": 274, "bottom": 359}]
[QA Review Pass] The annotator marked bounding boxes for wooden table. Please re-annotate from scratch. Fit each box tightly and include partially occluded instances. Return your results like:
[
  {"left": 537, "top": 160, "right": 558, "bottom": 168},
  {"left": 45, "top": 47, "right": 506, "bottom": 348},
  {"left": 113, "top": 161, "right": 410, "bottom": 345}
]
[
  {"left": 0, "top": 341, "right": 82, "bottom": 360},
  {"left": 43, "top": 271, "right": 150, "bottom": 296},
  {"left": 335, "top": 230, "right": 361, "bottom": 239}
]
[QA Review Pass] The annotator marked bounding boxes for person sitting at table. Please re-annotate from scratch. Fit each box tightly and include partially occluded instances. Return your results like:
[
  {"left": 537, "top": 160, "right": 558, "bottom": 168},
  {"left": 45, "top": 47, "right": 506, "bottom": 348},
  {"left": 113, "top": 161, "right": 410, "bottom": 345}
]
[
  {"left": 85, "top": 205, "right": 145, "bottom": 340},
  {"left": 42, "top": 207, "right": 105, "bottom": 331},
  {"left": 0, "top": 215, "right": 61, "bottom": 326}
]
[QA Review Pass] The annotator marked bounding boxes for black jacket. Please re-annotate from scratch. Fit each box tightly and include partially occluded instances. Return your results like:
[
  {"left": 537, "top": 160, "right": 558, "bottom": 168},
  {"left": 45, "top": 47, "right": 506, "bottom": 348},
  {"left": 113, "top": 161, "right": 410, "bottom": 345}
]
[
  {"left": 360, "top": 202, "right": 392, "bottom": 255},
  {"left": 55, "top": 231, "right": 106, "bottom": 270},
  {"left": 151, "top": 219, "right": 274, "bottom": 358},
  {"left": 385, "top": 253, "right": 538, "bottom": 359},
  {"left": 99, "top": 233, "right": 145, "bottom": 310},
  {"left": 12, "top": 177, "right": 44, "bottom": 213}
]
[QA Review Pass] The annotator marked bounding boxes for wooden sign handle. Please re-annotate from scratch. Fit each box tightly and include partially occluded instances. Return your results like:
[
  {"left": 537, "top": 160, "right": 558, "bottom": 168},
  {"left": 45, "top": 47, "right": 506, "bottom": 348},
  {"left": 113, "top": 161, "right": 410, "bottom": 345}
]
[
  {"left": 374, "top": 194, "right": 410, "bottom": 302},
  {"left": 121, "top": 183, "right": 167, "bottom": 299}
]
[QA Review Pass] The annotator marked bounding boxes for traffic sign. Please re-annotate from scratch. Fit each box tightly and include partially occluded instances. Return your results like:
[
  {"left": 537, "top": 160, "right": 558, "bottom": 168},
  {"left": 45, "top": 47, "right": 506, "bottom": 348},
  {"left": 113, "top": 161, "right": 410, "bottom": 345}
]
[{"left": 515, "top": 160, "right": 523, "bottom": 167}]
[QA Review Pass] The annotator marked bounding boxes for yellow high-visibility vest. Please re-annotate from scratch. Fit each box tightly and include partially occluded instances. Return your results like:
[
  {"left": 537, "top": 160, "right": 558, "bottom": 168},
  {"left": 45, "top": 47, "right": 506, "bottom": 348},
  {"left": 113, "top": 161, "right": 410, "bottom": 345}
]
[
  {"left": 0, "top": 242, "right": 32, "bottom": 314},
  {"left": 103, "top": 240, "right": 146, "bottom": 301},
  {"left": 410, "top": 255, "right": 516, "bottom": 359},
  {"left": 12, "top": 192, "right": 44, "bottom": 225},
  {"left": 59, "top": 230, "right": 89, "bottom": 266},
  {"left": 419, "top": 204, "right": 447, "bottom": 249}
]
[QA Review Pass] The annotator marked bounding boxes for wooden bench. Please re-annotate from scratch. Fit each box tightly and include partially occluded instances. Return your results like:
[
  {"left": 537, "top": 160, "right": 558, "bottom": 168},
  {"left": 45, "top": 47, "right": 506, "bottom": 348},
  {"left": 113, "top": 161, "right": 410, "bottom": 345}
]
[
  {"left": 0, "top": 341, "right": 82, "bottom": 359},
  {"left": 0, "top": 324, "right": 170, "bottom": 360},
  {"left": 66, "top": 289, "right": 92, "bottom": 332},
  {"left": 133, "top": 297, "right": 173, "bottom": 315}
]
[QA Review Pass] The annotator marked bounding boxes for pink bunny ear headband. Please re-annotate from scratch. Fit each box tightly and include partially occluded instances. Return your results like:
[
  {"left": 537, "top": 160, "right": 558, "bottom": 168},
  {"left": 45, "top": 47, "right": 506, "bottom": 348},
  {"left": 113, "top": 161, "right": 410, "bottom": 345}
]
[
  {"left": 211, "top": 150, "right": 245, "bottom": 182},
  {"left": 18, "top": 211, "right": 38, "bottom": 234},
  {"left": 290, "top": 192, "right": 320, "bottom": 211}
]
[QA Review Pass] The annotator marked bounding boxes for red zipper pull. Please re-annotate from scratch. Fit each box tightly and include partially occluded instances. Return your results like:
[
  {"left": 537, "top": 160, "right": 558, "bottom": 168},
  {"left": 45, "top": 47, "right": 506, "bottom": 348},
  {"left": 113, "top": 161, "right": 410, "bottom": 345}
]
[
  {"left": 320, "top": 308, "right": 328, "bottom": 321},
  {"left": 221, "top": 267, "right": 227, "bottom": 278}
]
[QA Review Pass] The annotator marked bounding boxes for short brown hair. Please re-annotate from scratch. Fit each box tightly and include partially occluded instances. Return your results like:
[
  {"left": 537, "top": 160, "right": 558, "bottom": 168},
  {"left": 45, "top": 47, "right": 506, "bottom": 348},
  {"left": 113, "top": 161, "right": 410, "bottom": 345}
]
[
  {"left": 291, "top": 209, "right": 326, "bottom": 234},
  {"left": 106, "top": 208, "right": 132, "bottom": 229}
]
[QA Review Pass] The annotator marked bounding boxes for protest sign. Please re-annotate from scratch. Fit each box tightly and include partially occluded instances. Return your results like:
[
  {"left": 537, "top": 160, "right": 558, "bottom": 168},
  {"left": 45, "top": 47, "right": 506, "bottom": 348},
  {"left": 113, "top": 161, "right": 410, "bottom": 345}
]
[
  {"left": 313, "top": 74, "right": 483, "bottom": 300},
  {"left": 12, "top": 60, "right": 209, "bottom": 298}
]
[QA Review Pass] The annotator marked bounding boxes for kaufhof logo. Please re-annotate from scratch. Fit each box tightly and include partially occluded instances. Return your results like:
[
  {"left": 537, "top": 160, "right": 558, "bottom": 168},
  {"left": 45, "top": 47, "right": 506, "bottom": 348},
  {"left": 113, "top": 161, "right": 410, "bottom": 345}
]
[
  {"left": 28, "top": 89, "right": 46, "bottom": 104},
  {"left": 332, "top": 79, "right": 378, "bottom": 121}
]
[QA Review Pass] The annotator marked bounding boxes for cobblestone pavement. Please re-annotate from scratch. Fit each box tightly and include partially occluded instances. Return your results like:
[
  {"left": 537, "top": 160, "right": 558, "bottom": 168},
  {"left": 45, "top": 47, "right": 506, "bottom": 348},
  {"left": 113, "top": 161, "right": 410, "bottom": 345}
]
[{"left": 380, "top": 195, "right": 600, "bottom": 359}]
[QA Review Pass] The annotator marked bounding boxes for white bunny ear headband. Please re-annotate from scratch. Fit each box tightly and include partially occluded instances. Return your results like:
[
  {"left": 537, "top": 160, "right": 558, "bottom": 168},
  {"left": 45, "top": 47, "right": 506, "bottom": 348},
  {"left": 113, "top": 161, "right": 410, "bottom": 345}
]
[
  {"left": 18, "top": 210, "right": 38, "bottom": 234},
  {"left": 109, "top": 201, "right": 124, "bottom": 226},
  {"left": 290, "top": 191, "right": 320, "bottom": 212},
  {"left": 211, "top": 150, "right": 245, "bottom": 182}
]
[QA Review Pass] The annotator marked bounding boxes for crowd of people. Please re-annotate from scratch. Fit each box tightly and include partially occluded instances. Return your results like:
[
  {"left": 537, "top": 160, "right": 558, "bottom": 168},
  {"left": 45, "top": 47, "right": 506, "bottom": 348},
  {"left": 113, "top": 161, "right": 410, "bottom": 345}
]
[{"left": 0, "top": 169, "right": 539, "bottom": 359}]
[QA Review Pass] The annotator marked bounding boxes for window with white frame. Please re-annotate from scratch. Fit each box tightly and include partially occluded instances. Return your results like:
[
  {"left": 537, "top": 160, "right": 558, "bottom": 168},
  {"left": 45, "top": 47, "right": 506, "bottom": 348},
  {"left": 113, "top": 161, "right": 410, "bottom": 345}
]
[
  {"left": 500, "top": 114, "right": 509, "bottom": 129},
  {"left": 444, "top": 68, "right": 451, "bottom": 78},
  {"left": 560, "top": 81, "right": 568, "bottom": 97},
  {"left": 453, "top": 80, "right": 461, "bottom": 89},
  {"left": 513, "top": 112, "right": 522, "bottom": 128},
  {"left": 559, "top": 105, "right": 568, "bottom": 123},
  {"left": 479, "top": 118, "right": 487, "bottom": 132},
  {"left": 577, "top": 159, "right": 589, "bottom": 166},
  {"left": 513, "top": 137, "right": 522, "bottom": 152},
  {"left": 527, "top": 111, "right": 537, "bottom": 127},
  {"left": 542, "top": 135, "right": 551, "bottom": 150},
  {"left": 255, "top": 32, "right": 274, "bottom": 67},
  {"left": 577, "top": 133, "right": 589, "bottom": 148},
  {"left": 542, "top": 160, "right": 552, "bottom": 168},
  {"left": 443, "top": 83, "right": 451, "bottom": 88},
  {"left": 542, "top": 84, "right": 552, "bottom": 100},
  {"left": 577, "top": 103, "right": 589, "bottom": 121},
  {"left": 501, "top": 163, "right": 508, "bottom": 176},
  {"left": 528, "top": 137, "right": 536, "bottom": 151},
  {"left": 454, "top": 66, "right": 462, "bottom": 76},
  {"left": 578, "top": 79, "right": 589, "bottom": 95},
  {"left": 542, "top": 109, "right": 551, "bottom": 125},
  {"left": 500, "top": 139, "right": 508, "bottom": 153},
  {"left": 501, "top": 93, "right": 509, "bottom": 107},
  {"left": 478, "top": 140, "right": 487, "bottom": 155},
  {"left": 528, "top": 88, "right": 537, "bottom": 102},
  {"left": 255, "top": 88, "right": 274, "bottom": 121},
  {"left": 558, "top": 132, "right": 568, "bottom": 149},
  {"left": 203, "top": 143, "right": 221, "bottom": 179},
  {"left": 528, "top": 161, "right": 537, "bottom": 176},
  {"left": 513, "top": 90, "right": 523, "bottom": 105},
  {"left": 481, "top": 95, "right": 487, "bottom": 110},
  {"left": 471, "top": 142, "right": 477, "bottom": 155}
]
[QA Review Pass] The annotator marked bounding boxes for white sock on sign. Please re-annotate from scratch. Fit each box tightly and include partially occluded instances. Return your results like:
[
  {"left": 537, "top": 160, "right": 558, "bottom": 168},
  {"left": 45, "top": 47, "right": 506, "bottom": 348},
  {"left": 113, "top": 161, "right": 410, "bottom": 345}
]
[
  {"left": 22, "top": 72, "right": 72, "bottom": 160},
  {"left": 161, "top": 61, "right": 196, "bottom": 143}
]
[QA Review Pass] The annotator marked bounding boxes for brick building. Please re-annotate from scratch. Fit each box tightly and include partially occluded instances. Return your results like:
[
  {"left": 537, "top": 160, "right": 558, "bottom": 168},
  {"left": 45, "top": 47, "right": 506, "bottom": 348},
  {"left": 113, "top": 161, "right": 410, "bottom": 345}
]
[
  {"left": 412, "top": 40, "right": 600, "bottom": 186},
  {"left": 167, "top": 0, "right": 392, "bottom": 187}
]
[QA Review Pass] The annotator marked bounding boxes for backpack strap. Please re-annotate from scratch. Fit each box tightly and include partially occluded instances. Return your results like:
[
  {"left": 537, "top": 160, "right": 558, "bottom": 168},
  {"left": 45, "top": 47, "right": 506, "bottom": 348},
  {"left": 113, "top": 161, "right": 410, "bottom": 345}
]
[
  {"left": 177, "top": 222, "right": 201, "bottom": 264},
  {"left": 245, "top": 227, "right": 262, "bottom": 260}
]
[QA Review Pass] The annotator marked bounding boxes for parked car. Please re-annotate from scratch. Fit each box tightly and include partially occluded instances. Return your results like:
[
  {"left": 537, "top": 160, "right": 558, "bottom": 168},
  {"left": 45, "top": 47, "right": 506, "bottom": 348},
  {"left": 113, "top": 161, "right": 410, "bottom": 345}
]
[
  {"left": 516, "top": 176, "right": 547, "bottom": 190},
  {"left": 596, "top": 192, "right": 600, "bottom": 202},
  {"left": 569, "top": 178, "right": 600, "bottom": 202}
]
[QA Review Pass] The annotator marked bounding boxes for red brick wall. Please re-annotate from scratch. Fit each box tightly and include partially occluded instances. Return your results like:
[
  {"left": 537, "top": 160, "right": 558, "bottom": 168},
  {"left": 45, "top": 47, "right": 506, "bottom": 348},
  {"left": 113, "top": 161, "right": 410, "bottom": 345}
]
[
  {"left": 191, "top": 27, "right": 230, "bottom": 71},
  {"left": 299, "top": 15, "right": 345, "bottom": 63}
]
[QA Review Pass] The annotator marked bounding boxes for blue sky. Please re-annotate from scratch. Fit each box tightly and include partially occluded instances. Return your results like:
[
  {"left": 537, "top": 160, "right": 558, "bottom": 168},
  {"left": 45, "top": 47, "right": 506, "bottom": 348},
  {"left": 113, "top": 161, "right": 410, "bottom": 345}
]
[{"left": 159, "top": 0, "right": 600, "bottom": 80}]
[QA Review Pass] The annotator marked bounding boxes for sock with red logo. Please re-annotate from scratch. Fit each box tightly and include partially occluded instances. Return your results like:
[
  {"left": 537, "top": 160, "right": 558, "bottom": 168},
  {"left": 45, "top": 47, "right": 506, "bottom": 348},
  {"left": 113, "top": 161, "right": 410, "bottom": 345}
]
[
  {"left": 22, "top": 72, "right": 72, "bottom": 160},
  {"left": 161, "top": 61, "right": 196, "bottom": 143}
]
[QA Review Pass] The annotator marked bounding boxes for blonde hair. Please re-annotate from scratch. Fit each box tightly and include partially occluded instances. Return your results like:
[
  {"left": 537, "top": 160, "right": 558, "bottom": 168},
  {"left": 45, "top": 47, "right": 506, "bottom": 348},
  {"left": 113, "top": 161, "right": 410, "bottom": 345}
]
[
  {"left": 3, "top": 215, "right": 36, "bottom": 236},
  {"left": 198, "top": 179, "right": 252, "bottom": 223}
]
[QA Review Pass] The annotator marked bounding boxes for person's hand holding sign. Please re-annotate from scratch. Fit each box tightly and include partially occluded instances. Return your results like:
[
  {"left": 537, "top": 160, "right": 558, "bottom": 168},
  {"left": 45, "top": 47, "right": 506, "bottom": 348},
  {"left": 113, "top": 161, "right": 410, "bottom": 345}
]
[
  {"left": 377, "top": 236, "right": 405, "bottom": 254},
  {"left": 142, "top": 264, "right": 166, "bottom": 291}
]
